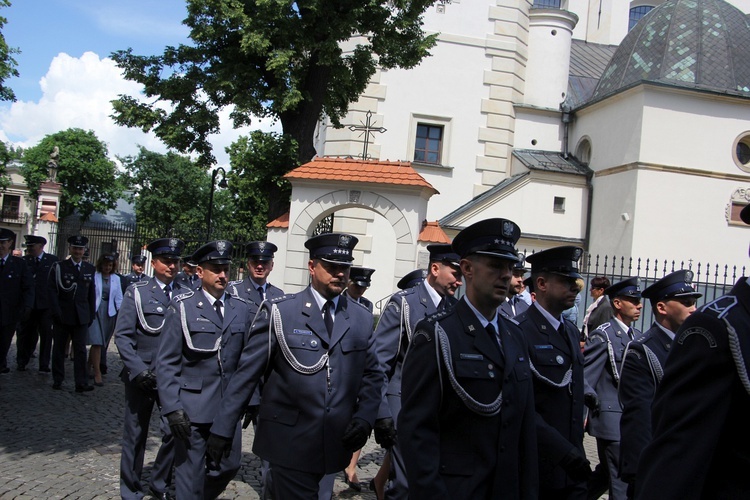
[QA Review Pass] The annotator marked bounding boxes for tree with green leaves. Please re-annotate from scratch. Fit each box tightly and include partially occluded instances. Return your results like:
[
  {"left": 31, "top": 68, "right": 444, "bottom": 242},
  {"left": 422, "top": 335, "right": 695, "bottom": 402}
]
[
  {"left": 0, "top": 0, "right": 19, "bottom": 102},
  {"left": 111, "top": 0, "right": 438, "bottom": 169},
  {"left": 0, "top": 141, "right": 20, "bottom": 191},
  {"left": 21, "top": 128, "right": 121, "bottom": 221},
  {"left": 225, "top": 130, "right": 297, "bottom": 239}
]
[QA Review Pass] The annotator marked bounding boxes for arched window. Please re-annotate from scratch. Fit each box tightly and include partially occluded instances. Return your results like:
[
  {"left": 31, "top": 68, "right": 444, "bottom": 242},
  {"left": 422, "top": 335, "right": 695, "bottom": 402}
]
[{"left": 629, "top": 5, "right": 654, "bottom": 30}]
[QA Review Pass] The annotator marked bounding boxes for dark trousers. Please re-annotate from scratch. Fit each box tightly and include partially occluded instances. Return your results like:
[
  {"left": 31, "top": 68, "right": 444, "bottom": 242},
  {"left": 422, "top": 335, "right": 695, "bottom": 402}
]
[
  {"left": 52, "top": 323, "right": 88, "bottom": 387},
  {"left": 540, "top": 481, "right": 588, "bottom": 500},
  {"left": 0, "top": 323, "right": 15, "bottom": 370},
  {"left": 270, "top": 463, "right": 325, "bottom": 500},
  {"left": 18, "top": 309, "right": 53, "bottom": 369},
  {"left": 591, "top": 438, "right": 627, "bottom": 500},
  {"left": 120, "top": 381, "right": 174, "bottom": 499},
  {"left": 385, "top": 394, "right": 408, "bottom": 500},
  {"left": 173, "top": 422, "right": 241, "bottom": 500}
]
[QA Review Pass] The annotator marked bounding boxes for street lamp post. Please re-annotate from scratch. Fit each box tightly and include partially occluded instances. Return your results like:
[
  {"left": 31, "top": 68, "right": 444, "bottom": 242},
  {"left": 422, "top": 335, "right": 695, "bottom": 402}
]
[{"left": 206, "top": 166, "right": 227, "bottom": 239}]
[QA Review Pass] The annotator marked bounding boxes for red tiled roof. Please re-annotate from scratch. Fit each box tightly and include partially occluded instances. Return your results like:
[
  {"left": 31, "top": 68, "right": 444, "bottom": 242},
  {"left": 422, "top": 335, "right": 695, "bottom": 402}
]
[
  {"left": 285, "top": 157, "right": 437, "bottom": 192},
  {"left": 39, "top": 212, "right": 58, "bottom": 223},
  {"left": 418, "top": 221, "right": 450, "bottom": 243},
  {"left": 267, "top": 212, "right": 289, "bottom": 228}
]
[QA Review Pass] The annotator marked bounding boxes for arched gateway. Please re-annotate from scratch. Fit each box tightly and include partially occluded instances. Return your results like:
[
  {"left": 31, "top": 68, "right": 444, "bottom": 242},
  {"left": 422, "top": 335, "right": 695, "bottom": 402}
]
[{"left": 266, "top": 157, "right": 440, "bottom": 308}]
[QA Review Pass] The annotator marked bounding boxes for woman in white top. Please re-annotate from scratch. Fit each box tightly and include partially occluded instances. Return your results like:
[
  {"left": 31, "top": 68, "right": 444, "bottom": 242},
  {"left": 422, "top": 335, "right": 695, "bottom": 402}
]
[{"left": 87, "top": 254, "right": 123, "bottom": 385}]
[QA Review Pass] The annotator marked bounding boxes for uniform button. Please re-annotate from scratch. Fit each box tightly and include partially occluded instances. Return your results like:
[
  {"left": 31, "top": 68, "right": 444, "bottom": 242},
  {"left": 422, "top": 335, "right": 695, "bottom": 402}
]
[
  {"left": 488, "top": 372, "right": 495, "bottom": 378},
  {"left": 488, "top": 363, "right": 494, "bottom": 370},
  {"left": 301, "top": 341, "right": 306, "bottom": 346},
  {"left": 326, "top": 406, "right": 330, "bottom": 412}
]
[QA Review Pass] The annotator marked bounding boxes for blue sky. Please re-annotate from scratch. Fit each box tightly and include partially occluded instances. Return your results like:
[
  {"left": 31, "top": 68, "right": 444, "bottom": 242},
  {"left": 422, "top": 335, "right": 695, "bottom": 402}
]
[{"left": 0, "top": 0, "right": 275, "bottom": 165}]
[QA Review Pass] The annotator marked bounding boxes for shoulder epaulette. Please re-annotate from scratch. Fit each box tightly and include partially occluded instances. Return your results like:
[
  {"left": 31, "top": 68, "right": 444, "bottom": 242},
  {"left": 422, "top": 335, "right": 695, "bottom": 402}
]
[
  {"left": 229, "top": 294, "right": 247, "bottom": 304},
  {"left": 228, "top": 279, "right": 243, "bottom": 286},
  {"left": 174, "top": 290, "right": 194, "bottom": 302},
  {"left": 270, "top": 293, "right": 293, "bottom": 303},
  {"left": 349, "top": 299, "right": 370, "bottom": 310},
  {"left": 425, "top": 309, "right": 451, "bottom": 324},
  {"left": 700, "top": 294, "right": 738, "bottom": 320},
  {"left": 131, "top": 280, "right": 150, "bottom": 288},
  {"left": 594, "top": 322, "right": 610, "bottom": 332}
]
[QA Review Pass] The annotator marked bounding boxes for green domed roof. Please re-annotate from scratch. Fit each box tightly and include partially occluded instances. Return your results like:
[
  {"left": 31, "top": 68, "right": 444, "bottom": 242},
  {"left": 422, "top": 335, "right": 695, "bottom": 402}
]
[{"left": 592, "top": 0, "right": 750, "bottom": 101}]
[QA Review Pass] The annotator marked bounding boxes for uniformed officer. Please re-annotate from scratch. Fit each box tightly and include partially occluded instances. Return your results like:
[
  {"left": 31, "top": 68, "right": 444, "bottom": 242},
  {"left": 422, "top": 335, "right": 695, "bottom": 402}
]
[
  {"left": 618, "top": 270, "right": 700, "bottom": 498},
  {"left": 17, "top": 234, "right": 56, "bottom": 372},
  {"left": 228, "top": 241, "right": 284, "bottom": 314},
  {"left": 48, "top": 235, "right": 96, "bottom": 392},
  {"left": 583, "top": 277, "right": 642, "bottom": 500},
  {"left": 635, "top": 205, "right": 750, "bottom": 499},
  {"left": 227, "top": 240, "right": 284, "bottom": 499},
  {"left": 515, "top": 246, "right": 590, "bottom": 499},
  {"left": 344, "top": 266, "right": 375, "bottom": 313},
  {"left": 373, "top": 243, "right": 462, "bottom": 499},
  {"left": 396, "top": 269, "right": 427, "bottom": 291},
  {"left": 114, "top": 238, "right": 188, "bottom": 500},
  {"left": 174, "top": 256, "right": 202, "bottom": 290},
  {"left": 399, "top": 218, "right": 538, "bottom": 499},
  {"left": 500, "top": 256, "right": 530, "bottom": 319},
  {"left": 208, "top": 233, "right": 383, "bottom": 499},
  {"left": 121, "top": 255, "right": 148, "bottom": 292},
  {"left": 0, "top": 228, "right": 34, "bottom": 374},
  {"left": 155, "top": 240, "right": 253, "bottom": 499}
]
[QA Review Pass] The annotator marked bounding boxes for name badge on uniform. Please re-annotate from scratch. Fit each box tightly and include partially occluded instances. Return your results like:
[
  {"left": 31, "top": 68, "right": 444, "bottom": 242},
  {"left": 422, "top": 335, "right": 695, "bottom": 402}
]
[
  {"left": 534, "top": 344, "right": 554, "bottom": 350},
  {"left": 293, "top": 329, "right": 312, "bottom": 335},
  {"left": 460, "top": 353, "right": 484, "bottom": 360},
  {"left": 196, "top": 317, "right": 211, "bottom": 322}
]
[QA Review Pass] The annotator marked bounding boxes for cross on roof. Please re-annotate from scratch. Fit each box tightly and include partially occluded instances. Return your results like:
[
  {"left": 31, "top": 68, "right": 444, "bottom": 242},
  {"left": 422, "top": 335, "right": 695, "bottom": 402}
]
[{"left": 348, "top": 110, "right": 387, "bottom": 160}]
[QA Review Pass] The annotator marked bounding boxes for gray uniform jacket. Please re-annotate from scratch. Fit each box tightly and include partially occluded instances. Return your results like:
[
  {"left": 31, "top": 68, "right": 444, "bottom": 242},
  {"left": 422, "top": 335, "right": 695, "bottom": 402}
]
[
  {"left": 399, "top": 299, "right": 538, "bottom": 499},
  {"left": 210, "top": 287, "right": 384, "bottom": 475},
  {"left": 228, "top": 278, "right": 284, "bottom": 316},
  {"left": 156, "top": 291, "right": 253, "bottom": 424},
  {"left": 618, "top": 324, "right": 671, "bottom": 485},
  {"left": 114, "top": 278, "right": 189, "bottom": 382},
  {"left": 343, "top": 290, "right": 374, "bottom": 313},
  {"left": 374, "top": 281, "right": 456, "bottom": 420},
  {"left": 583, "top": 321, "right": 639, "bottom": 441}
]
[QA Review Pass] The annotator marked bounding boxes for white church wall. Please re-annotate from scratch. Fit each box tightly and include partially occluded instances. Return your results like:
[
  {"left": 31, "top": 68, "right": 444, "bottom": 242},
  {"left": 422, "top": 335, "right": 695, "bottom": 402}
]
[
  {"left": 571, "top": 89, "right": 645, "bottom": 171},
  {"left": 640, "top": 88, "right": 750, "bottom": 175},
  {"left": 514, "top": 108, "right": 563, "bottom": 151},
  {"left": 630, "top": 169, "right": 750, "bottom": 271},
  {"left": 588, "top": 168, "right": 637, "bottom": 258}
]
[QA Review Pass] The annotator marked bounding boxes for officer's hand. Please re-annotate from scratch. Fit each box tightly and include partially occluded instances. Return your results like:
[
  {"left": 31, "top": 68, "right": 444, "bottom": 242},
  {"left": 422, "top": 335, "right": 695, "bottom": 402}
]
[
  {"left": 133, "top": 370, "right": 157, "bottom": 393},
  {"left": 373, "top": 418, "right": 397, "bottom": 449},
  {"left": 341, "top": 418, "right": 371, "bottom": 452},
  {"left": 559, "top": 448, "right": 592, "bottom": 482},
  {"left": 206, "top": 433, "right": 233, "bottom": 470},
  {"left": 242, "top": 405, "right": 260, "bottom": 429},
  {"left": 166, "top": 410, "right": 192, "bottom": 442},
  {"left": 584, "top": 393, "right": 600, "bottom": 417}
]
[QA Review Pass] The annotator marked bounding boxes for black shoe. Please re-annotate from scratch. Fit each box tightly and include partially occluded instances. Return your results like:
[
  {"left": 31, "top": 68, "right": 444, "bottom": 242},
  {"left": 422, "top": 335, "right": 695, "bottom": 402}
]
[
  {"left": 75, "top": 385, "right": 94, "bottom": 393},
  {"left": 343, "top": 472, "right": 362, "bottom": 492},
  {"left": 52, "top": 382, "right": 62, "bottom": 390},
  {"left": 0, "top": 367, "right": 9, "bottom": 374},
  {"left": 39, "top": 367, "right": 51, "bottom": 373},
  {"left": 148, "top": 487, "right": 173, "bottom": 500}
]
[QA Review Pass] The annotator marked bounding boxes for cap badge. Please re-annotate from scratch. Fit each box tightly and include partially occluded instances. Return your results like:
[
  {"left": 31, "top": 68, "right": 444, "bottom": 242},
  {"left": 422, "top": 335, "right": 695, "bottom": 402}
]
[
  {"left": 216, "top": 241, "right": 227, "bottom": 255},
  {"left": 685, "top": 270, "right": 694, "bottom": 282},
  {"left": 502, "top": 221, "right": 514, "bottom": 237},
  {"left": 573, "top": 248, "right": 582, "bottom": 260},
  {"left": 169, "top": 238, "right": 179, "bottom": 251},
  {"left": 258, "top": 242, "right": 266, "bottom": 252},
  {"left": 338, "top": 234, "right": 352, "bottom": 247}
]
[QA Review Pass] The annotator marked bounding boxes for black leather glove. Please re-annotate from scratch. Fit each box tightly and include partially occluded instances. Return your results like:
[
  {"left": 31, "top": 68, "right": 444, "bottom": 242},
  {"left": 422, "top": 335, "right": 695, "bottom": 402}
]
[
  {"left": 584, "top": 393, "right": 600, "bottom": 417},
  {"left": 341, "top": 417, "right": 371, "bottom": 452},
  {"left": 559, "top": 448, "right": 592, "bottom": 482},
  {"left": 242, "top": 405, "right": 260, "bottom": 429},
  {"left": 166, "top": 409, "right": 192, "bottom": 442},
  {"left": 133, "top": 370, "right": 157, "bottom": 393},
  {"left": 373, "top": 418, "right": 397, "bottom": 449},
  {"left": 206, "top": 433, "right": 233, "bottom": 470}
]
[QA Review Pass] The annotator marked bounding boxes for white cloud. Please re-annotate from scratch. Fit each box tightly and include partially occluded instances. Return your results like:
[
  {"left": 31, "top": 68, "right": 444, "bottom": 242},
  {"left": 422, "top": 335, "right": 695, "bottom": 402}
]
[{"left": 0, "top": 51, "right": 281, "bottom": 169}]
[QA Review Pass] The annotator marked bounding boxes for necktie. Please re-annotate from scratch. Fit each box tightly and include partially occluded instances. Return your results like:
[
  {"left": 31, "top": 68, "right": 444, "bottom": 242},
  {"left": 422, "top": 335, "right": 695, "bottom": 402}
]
[
  {"left": 163, "top": 285, "right": 171, "bottom": 300},
  {"left": 75, "top": 263, "right": 80, "bottom": 273},
  {"left": 215, "top": 299, "right": 223, "bottom": 322},
  {"left": 627, "top": 328, "right": 634, "bottom": 340},
  {"left": 323, "top": 300, "right": 334, "bottom": 335},
  {"left": 257, "top": 286, "right": 265, "bottom": 301},
  {"left": 487, "top": 322, "right": 500, "bottom": 347}
]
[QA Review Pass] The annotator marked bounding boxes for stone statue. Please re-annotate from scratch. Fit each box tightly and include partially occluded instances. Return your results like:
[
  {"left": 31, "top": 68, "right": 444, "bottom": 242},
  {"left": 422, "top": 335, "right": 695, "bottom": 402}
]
[{"left": 47, "top": 146, "right": 59, "bottom": 181}]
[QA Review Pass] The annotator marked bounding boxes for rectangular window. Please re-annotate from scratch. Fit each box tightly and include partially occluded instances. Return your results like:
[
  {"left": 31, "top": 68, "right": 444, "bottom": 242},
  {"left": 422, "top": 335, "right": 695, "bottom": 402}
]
[
  {"left": 1, "top": 194, "right": 20, "bottom": 219},
  {"left": 533, "top": 0, "right": 561, "bottom": 8},
  {"left": 554, "top": 196, "right": 566, "bottom": 213},
  {"left": 414, "top": 124, "right": 443, "bottom": 165}
]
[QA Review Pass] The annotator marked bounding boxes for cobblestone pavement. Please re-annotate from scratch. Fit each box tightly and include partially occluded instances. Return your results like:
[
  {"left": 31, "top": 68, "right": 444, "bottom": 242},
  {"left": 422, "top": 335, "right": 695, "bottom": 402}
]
[{"left": 0, "top": 343, "right": 600, "bottom": 499}]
